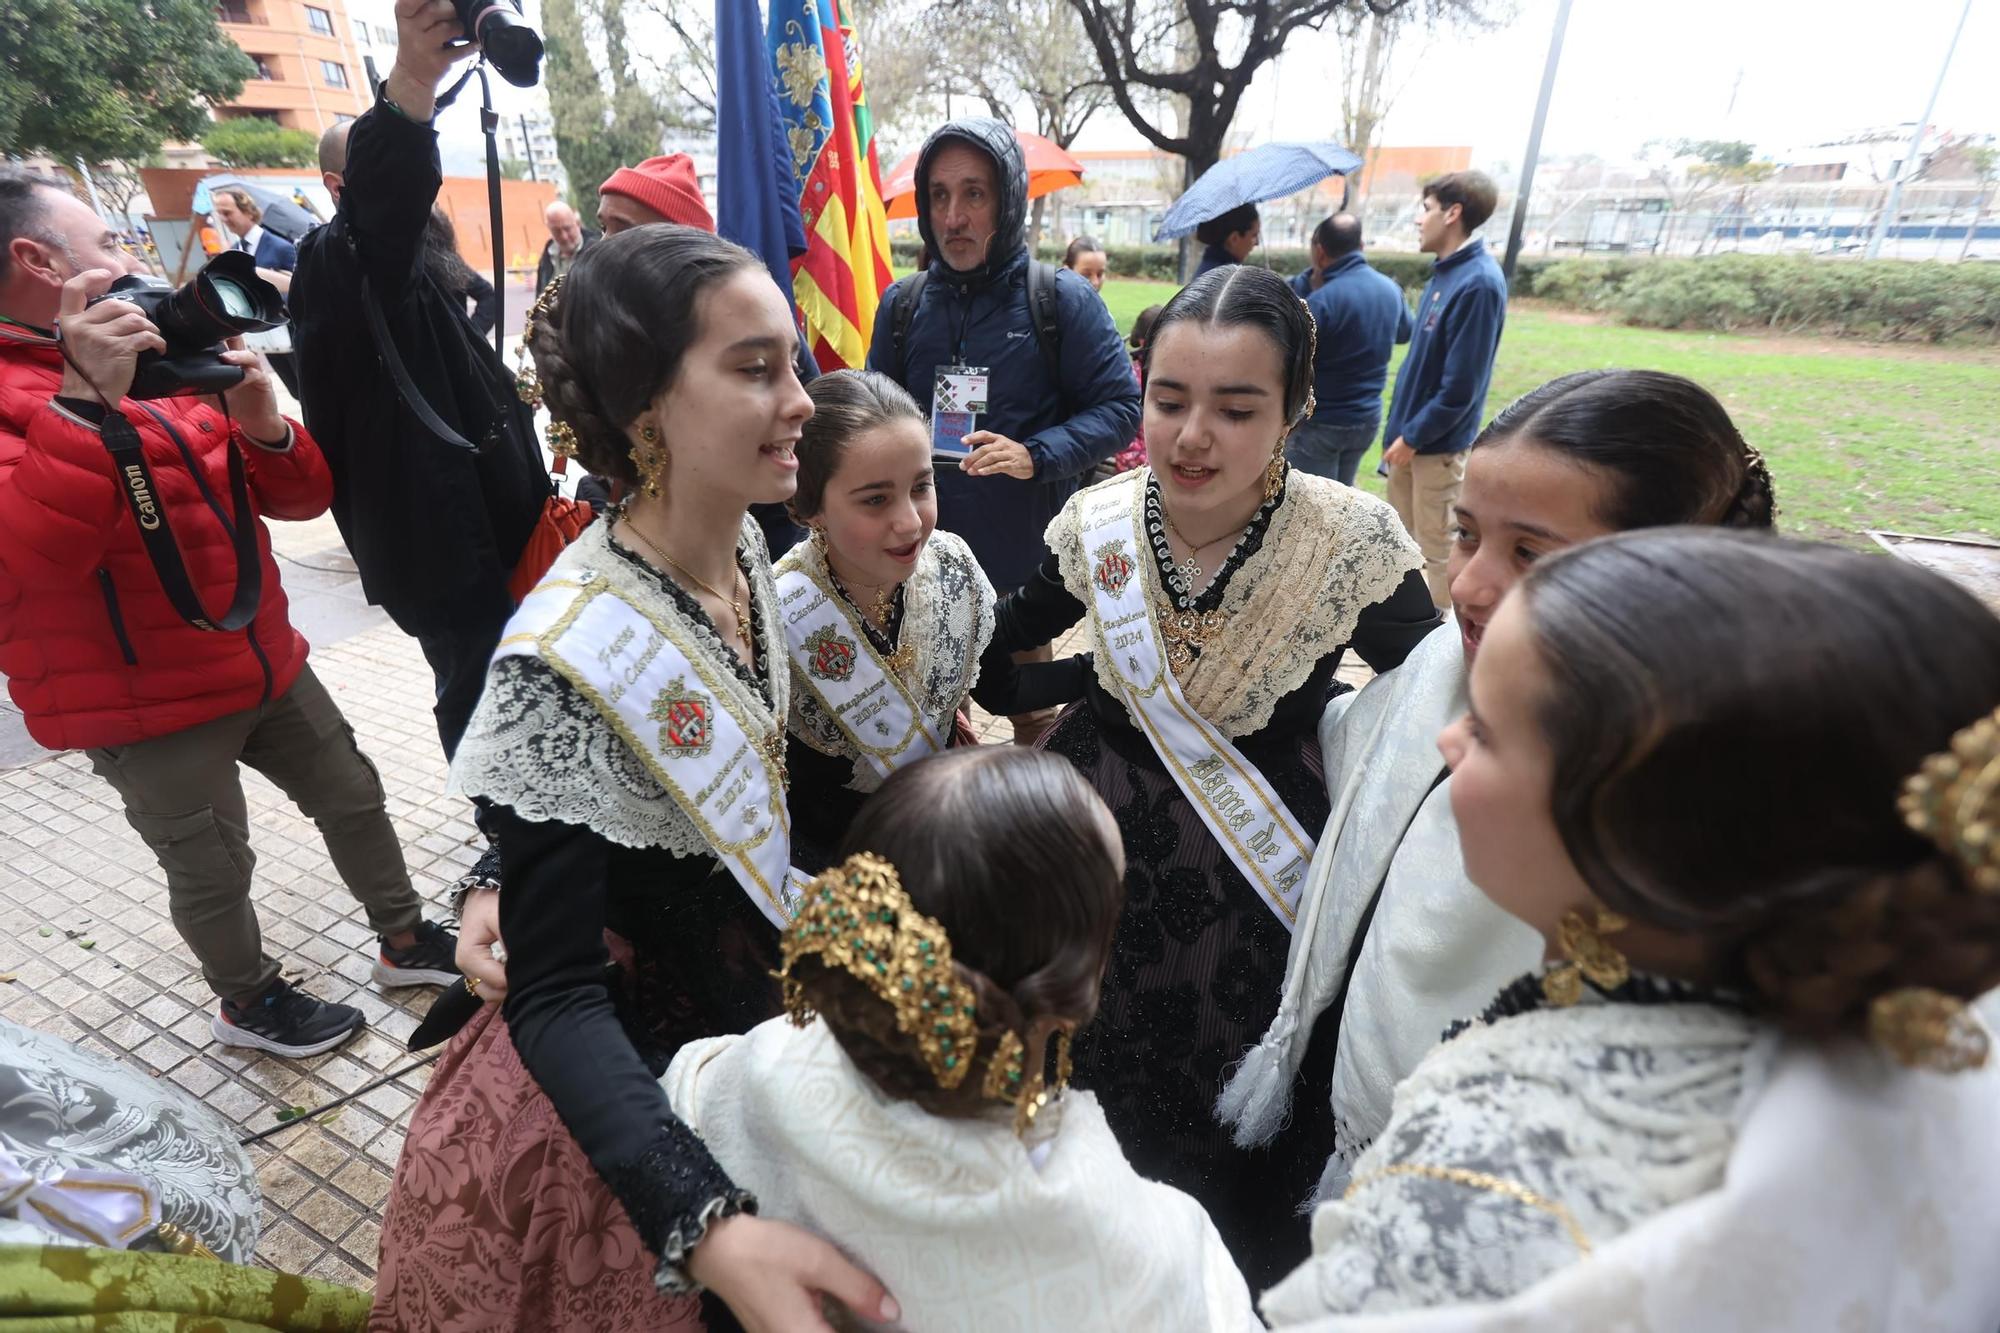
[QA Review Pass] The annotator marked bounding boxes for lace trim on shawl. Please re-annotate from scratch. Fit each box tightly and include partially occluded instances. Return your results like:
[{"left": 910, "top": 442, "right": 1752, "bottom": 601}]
[
  {"left": 1047, "top": 468, "right": 1422, "bottom": 738},
  {"left": 451, "top": 656, "right": 711, "bottom": 855},
  {"left": 449, "top": 517, "right": 788, "bottom": 853},
  {"left": 1317, "top": 999, "right": 1764, "bottom": 1313},
  {"left": 782, "top": 530, "right": 994, "bottom": 792}
]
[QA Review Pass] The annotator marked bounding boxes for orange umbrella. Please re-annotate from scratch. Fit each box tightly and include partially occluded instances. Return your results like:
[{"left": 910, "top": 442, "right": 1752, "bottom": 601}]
[{"left": 881, "top": 130, "right": 1086, "bottom": 221}]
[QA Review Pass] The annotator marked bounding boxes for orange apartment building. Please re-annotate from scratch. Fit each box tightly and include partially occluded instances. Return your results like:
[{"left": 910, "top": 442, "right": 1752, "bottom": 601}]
[{"left": 212, "top": 0, "right": 370, "bottom": 134}]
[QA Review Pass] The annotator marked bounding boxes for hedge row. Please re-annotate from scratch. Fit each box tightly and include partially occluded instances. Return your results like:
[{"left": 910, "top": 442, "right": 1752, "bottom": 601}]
[
  {"left": 887, "top": 236, "right": 2000, "bottom": 343},
  {"left": 887, "top": 234, "right": 1459, "bottom": 287},
  {"left": 1514, "top": 254, "right": 2000, "bottom": 343}
]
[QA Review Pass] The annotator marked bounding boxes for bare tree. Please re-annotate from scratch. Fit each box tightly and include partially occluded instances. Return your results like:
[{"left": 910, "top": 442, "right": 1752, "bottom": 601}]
[
  {"left": 1066, "top": 0, "right": 1428, "bottom": 197},
  {"left": 1333, "top": 0, "right": 1506, "bottom": 209},
  {"left": 627, "top": 0, "right": 717, "bottom": 128},
  {"left": 929, "top": 0, "right": 1111, "bottom": 244},
  {"left": 850, "top": 0, "right": 946, "bottom": 158}
]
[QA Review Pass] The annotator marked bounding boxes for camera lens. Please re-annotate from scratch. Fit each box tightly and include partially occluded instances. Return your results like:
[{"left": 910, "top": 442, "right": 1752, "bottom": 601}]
[
  {"left": 457, "top": 0, "right": 543, "bottom": 87},
  {"left": 210, "top": 276, "right": 259, "bottom": 321}
]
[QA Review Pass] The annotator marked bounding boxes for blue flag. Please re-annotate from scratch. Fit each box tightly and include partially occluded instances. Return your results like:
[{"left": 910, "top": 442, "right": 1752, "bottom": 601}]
[{"left": 716, "top": 0, "right": 808, "bottom": 313}]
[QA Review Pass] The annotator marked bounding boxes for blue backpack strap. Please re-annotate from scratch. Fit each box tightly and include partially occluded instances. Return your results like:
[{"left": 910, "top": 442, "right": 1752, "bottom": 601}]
[
  {"left": 1026, "top": 260, "right": 1063, "bottom": 390},
  {"left": 890, "top": 269, "right": 930, "bottom": 384}
]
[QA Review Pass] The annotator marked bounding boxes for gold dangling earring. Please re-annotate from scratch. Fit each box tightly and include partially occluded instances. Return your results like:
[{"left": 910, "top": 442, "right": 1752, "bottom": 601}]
[
  {"left": 1263, "top": 437, "right": 1288, "bottom": 503},
  {"left": 633, "top": 424, "right": 667, "bottom": 499},
  {"left": 1541, "top": 907, "right": 1630, "bottom": 1007},
  {"left": 982, "top": 1029, "right": 1026, "bottom": 1102}
]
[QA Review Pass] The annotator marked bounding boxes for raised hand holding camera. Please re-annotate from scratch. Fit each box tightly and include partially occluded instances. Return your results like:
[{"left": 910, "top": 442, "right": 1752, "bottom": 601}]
[
  {"left": 387, "top": 0, "right": 477, "bottom": 119},
  {"left": 218, "top": 339, "right": 289, "bottom": 446},
  {"left": 55, "top": 269, "right": 165, "bottom": 409}
]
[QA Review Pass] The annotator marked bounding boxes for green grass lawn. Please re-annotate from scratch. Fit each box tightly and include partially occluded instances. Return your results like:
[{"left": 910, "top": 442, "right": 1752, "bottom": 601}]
[{"left": 1094, "top": 276, "right": 2000, "bottom": 544}]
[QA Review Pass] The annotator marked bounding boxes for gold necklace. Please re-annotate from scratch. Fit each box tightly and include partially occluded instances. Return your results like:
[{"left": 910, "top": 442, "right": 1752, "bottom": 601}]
[
  {"left": 624, "top": 519, "right": 752, "bottom": 657},
  {"left": 860, "top": 583, "right": 916, "bottom": 675},
  {"left": 832, "top": 565, "right": 915, "bottom": 676}
]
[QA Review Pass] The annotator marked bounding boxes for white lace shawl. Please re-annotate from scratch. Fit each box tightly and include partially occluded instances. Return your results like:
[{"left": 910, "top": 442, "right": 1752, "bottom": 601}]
[
  {"left": 448, "top": 516, "right": 787, "bottom": 857},
  {"left": 1261, "top": 999, "right": 1765, "bottom": 1321},
  {"left": 1044, "top": 468, "right": 1422, "bottom": 739},
  {"left": 1216, "top": 621, "right": 1544, "bottom": 1173},
  {"left": 664, "top": 1017, "right": 1261, "bottom": 1332},
  {"left": 778, "top": 529, "right": 995, "bottom": 793},
  {"left": 1263, "top": 1006, "right": 2000, "bottom": 1332}
]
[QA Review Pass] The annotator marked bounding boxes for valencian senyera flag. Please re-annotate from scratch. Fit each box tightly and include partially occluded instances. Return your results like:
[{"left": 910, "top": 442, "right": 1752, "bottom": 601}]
[{"left": 768, "top": 0, "right": 894, "bottom": 371}]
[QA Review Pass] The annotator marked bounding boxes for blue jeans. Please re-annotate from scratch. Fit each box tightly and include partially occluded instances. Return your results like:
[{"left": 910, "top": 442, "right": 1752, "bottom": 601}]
[{"left": 1286, "top": 417, "right": 1379, "bottom": 487}]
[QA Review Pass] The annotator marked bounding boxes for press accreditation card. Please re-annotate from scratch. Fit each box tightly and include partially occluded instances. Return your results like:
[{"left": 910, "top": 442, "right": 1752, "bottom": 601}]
[{"left": 931, "top": 365, "right": 989, "bottom": 461}]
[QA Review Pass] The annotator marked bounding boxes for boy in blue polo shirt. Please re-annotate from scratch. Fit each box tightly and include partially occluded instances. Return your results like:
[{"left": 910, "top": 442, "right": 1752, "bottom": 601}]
[{"left": 1380, "top": 170, "right": 1508, "bottom": 607}]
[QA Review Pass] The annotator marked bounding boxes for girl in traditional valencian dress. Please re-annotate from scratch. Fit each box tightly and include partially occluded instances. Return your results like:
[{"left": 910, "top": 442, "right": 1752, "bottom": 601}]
[
  {"left": 372, "top": 228, "right": 895, "bottom": 1333},
  {"left": 991, "top": 264, "right": 1441, "bottom": 1285},
  {"left": 775, "top": 370, "right": 1085, "bottom": 866},
  {"left": 666, "top": 747, "right": 1259, "bottom": 1331},
  {"left": 1220, "top": 371, "right": 1780, "bottom": 1196},
  {"left": 1262, "top": 529, "right": 2000, "bottom": 1328}
]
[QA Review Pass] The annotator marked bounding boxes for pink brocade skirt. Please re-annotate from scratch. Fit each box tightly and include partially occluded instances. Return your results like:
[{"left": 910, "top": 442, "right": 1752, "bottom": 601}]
[{"left": 368, "top": 1004, "right": 705, "bottom": 1332}]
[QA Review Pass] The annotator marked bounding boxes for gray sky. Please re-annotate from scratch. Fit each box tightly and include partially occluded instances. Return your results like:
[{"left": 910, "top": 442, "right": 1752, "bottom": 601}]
[
  {"left": 1073, "top": 0, "right": 1998, "bottom": 167},
  {"left": 442, "top": 0, "right": 1997, "bottom": 183}
]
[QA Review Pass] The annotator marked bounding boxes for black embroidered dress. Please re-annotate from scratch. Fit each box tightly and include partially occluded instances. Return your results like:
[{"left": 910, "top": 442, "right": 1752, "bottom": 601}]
[{"left": 996, "top": 467, "right": 1438, "bottom": 1289}]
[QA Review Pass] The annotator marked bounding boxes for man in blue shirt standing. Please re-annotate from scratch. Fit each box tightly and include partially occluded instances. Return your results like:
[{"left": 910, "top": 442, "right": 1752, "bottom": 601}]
[
  {"left": 1286, "top": 214, "right": 1411, "bottom": 487},
  {"left": 1381, "top": 170, "right": 1508, "bottom": 607}
]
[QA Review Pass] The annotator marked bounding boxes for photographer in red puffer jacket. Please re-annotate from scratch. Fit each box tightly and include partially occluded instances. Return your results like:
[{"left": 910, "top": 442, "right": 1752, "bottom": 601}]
[{"left": 0, "top": 169, "right": 459, "bottom": 1058}]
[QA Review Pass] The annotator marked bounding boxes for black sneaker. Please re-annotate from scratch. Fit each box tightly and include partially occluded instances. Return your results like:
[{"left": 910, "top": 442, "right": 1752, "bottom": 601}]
[
  {"left": 212, "top": 982, "right": 365, "bottom": 1058},
  {"left": 372, "top": 919, "right": 462, "bottom": 988}
]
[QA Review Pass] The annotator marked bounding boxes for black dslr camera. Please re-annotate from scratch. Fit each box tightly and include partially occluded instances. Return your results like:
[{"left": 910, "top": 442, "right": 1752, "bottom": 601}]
[
  {"left": 86, "top": 251, "right": 285, "bottom": 400},
  {"left": 453, "top": 0, "right": 543, "bottom": 87}
]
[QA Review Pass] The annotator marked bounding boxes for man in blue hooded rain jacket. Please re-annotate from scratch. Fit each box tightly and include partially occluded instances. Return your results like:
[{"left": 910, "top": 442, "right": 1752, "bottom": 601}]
[{"left": 867, "top": 117, "right": 1139, "bottom": 743}]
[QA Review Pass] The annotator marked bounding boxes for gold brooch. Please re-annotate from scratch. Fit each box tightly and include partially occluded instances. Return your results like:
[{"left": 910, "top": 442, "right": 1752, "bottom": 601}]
[
  {"left": 1870, "top": 987, "right": 1990, "bottom": 1073},
  {"left": 1158, "top": 603, "right": 1227, "bottom": 674},
  {"left": 1541, "top": 908, "right": 1629, "bottom": 1007}
]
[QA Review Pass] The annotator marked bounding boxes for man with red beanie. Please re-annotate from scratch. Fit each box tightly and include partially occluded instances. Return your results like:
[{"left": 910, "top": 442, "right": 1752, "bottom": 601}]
[
  {"left": 0, "top": 170, "right": 459, "bottom": 1058},
  {"left": 578, "top": 154, "right": 813, "bottom": 555},
  {"left": 597, "top": 154, "right": 715, "bottom": 234}
]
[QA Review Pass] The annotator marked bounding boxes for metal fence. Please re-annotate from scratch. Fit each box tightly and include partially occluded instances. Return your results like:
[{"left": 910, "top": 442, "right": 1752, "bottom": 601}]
[{"left": 1284, "top": 179, "right": 2000, "bottom": 264}]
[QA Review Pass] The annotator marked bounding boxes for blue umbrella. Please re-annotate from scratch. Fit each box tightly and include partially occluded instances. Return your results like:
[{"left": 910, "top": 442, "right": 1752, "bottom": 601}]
[{"left": 1154, "top": 141, "right": 1365, "bottom": 241}]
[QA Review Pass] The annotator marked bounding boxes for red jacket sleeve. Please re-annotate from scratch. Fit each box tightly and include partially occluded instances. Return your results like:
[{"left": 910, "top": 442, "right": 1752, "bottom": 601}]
[
  {"left": 0, "top": 399, "right": 122, "bottom": 584},
  {"left": 235, "top": 416, "right": 332, "bottom": 521}
]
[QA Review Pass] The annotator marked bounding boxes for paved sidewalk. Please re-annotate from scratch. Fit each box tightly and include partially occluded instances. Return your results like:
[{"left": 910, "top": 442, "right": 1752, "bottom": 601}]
[{"left": 0, "top": 517, "right": 470, "bottom": 1292}]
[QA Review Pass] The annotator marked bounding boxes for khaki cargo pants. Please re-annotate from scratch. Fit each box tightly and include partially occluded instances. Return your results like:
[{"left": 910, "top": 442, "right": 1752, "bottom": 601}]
[
  {"left": 86, "top": 666, "right": 422, "bottom": 1005},
  {"left": 1388, "top": 451, "right": 1468, "bottom": 609}
]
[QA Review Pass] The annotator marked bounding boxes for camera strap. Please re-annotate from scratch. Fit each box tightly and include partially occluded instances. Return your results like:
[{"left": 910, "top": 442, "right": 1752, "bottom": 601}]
[
  {"left": 359, "top": 276, "right": 481, "bottom": 453},
  {"left": 100, "top": 407, "right": 263, "bottom": 633},
  {"left": 477, "top": 64, "right": 507, "bottom": 358}
]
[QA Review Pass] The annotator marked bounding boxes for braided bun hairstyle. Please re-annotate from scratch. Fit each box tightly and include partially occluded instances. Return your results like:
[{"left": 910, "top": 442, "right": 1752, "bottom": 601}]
[
  {"left": 1514, "top": 528, "right": 2000, "bottom": 1037},
  {"left": 1148, "top": 264, "right": 1317, "bottom": 429},
  {"left": 1472, "top": 369, "right": 1779, "bottom": 532},
  {"left": 794, "top": 748, "right": 1125, "bottom": 1118},
  {"left": 525, "top": 225, "right": 763, "bottom": 486}
]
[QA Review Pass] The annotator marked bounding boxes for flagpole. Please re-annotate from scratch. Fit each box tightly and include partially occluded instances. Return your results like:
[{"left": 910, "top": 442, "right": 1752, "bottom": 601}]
[
  {"left": 1865, "top": 0, "right": 1973, "bottom": 261},
  {"left": 1501, "top": 0, "right": 1573, "bottom": 284}
]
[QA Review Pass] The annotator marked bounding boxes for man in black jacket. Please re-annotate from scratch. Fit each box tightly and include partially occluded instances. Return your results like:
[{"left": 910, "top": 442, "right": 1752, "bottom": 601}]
[
  {"left": 289, "top": 3, "right": 549, "bottom": 766},
  {"left": 534, "top": 201, "right": 598, "bottom": 296}
]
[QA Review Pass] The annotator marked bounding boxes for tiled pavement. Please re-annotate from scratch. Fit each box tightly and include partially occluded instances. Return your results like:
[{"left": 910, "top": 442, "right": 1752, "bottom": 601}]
[
  {"left": 0, "top": 514, "right": 469, "bottom": 1294},
  {"left": 0, "top": 505, "right": 1376, "bottom": 1293}
]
